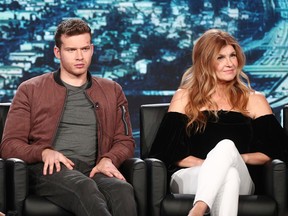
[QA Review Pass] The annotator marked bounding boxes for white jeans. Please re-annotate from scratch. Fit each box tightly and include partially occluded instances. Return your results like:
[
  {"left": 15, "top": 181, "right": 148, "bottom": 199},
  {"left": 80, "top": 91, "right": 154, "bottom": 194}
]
[{"left": 170, "top": 139, "right": 255, "bottom": 216}]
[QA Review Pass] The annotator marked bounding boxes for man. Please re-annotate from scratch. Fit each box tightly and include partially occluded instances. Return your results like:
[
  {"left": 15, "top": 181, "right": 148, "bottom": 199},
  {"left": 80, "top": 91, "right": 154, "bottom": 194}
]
[{"left": 0, "top": 18, "right": 137, "bottom": 216}]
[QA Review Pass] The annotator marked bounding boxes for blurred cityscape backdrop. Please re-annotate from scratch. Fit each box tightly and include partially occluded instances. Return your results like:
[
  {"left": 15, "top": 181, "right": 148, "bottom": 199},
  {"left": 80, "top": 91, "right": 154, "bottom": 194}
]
[{"left": 1, "top": 0, "right": 288, "bottom": 155}]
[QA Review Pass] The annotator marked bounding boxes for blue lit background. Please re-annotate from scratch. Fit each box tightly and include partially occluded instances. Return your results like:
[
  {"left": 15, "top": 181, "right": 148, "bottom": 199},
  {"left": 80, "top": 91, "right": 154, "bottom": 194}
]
[{"left": 1, "top": 0, "right": 288, "bottom": 156}]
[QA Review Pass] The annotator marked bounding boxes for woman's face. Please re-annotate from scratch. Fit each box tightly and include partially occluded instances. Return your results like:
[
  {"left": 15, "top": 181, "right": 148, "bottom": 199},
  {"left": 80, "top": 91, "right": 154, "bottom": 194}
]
[{"left": 214, "top": 45, "right": 238, "bottom": 83}]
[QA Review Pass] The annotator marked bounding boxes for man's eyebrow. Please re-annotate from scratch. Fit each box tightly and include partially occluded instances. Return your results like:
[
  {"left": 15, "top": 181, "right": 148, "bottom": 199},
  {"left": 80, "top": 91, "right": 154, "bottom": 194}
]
[
  {"left": 82, "top": 45, "right": 92, "bottom": 48},
  {"left": 64, "top": 45, "right": 91, "bottom": 49}
]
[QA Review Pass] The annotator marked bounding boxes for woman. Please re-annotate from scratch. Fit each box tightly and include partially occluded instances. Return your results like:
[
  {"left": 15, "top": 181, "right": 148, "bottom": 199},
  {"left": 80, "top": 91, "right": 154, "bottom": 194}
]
[{"left": 149, "top": 29, "right": 287, "bottom": 216}]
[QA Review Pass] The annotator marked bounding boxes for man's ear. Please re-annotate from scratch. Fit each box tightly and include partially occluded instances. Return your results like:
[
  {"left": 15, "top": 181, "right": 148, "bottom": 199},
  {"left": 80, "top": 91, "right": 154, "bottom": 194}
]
[
  {"left": 54, "top": 46, "right": 60, "bottom": 59},
  {"left": 90, "top": 44, "right": 94, "bottom": 57}
]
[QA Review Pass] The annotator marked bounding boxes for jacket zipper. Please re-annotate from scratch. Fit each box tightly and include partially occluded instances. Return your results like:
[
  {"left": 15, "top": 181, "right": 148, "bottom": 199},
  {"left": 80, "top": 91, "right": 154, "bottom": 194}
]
[
  {"left": 121, "top": 105, "right": 129, "bottom": 136},
  {"left": 94, "top": 102, "right": 101, "bottom": 157}
]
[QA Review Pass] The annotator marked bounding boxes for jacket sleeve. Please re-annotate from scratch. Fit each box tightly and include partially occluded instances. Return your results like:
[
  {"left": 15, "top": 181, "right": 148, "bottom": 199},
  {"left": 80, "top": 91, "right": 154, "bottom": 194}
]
[
  {"left": 100, "top": 82, "right": 135, "bottom": 168},
  {"left": 149, "top": 112, "right": 190, "bottom": 173},
  {"left": 252, "top": 114, "right": 288, "bottom": 162},
  {"left": 0, "top": 83, "right": 52, "bottom": 162}
]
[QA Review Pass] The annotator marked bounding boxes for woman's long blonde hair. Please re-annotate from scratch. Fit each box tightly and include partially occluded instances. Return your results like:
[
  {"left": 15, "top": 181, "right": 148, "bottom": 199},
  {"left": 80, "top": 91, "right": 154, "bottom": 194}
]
[{"left": 180, "top": 29, "right": 253, "bottom": 133}]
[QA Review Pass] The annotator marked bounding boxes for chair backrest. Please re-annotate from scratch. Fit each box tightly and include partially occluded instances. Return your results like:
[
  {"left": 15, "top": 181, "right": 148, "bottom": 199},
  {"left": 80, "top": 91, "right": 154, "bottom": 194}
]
[
  {"left": 0, "top": 103, "right": 11, "bottom": 141},
  {"left": 140, "top": 103, "right": 169, "bottom": 159},
  {"left": 0, "top": 158, "right": 5, "bottom": 214},
  {"left": 0, "top": 103, "right": 10, "bottom": 215},
  {"left": 284, "top": 105, "right": 288, "bottom": 135}
]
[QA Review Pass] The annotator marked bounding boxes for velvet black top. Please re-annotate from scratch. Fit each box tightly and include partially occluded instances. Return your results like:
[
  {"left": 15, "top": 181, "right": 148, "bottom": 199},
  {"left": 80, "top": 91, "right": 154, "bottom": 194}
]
[{"left": 149, "top": 111, "right": 288, "bottom": 177}]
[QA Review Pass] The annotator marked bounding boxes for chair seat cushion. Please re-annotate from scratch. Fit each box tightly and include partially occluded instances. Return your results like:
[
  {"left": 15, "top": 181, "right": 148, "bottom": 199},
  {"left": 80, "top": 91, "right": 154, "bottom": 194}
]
[
  {"left": 238, "top": 195, "right": 277, "bottom": 216},
  {"left": 24, "top": 195, "right": 73, "bottom": 216},
  {"left": 161, "top": 194, "right": 277, "bottom": 216}
]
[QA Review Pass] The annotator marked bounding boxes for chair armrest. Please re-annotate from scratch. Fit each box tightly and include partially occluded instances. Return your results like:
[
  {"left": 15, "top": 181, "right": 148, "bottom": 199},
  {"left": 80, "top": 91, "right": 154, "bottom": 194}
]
[
  {"left": 145, "top": 158, "right": 288, "bottom": 216},
  {"left": 144, "top": 158, "right": 167, "bottom": 216},
  {"left": 6, "top": 157, "right": 147, "bottom": 216},
  {"left": 6, "top": 158, "right": 28, "bottom": 216},
  {"left": 0, "top": 158, "right": 6, "bottom": 214},
  {"left": 120, "top": 158, "right": 147, "bottom": 216},
  {"left": 264, "top": 159, "right": 287, "bottom": 216}
]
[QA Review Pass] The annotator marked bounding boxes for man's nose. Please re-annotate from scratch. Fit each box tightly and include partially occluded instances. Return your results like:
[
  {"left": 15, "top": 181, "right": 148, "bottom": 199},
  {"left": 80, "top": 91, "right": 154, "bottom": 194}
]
[{"left": 75, "top": 49, "right": 84, "bottom": 60}]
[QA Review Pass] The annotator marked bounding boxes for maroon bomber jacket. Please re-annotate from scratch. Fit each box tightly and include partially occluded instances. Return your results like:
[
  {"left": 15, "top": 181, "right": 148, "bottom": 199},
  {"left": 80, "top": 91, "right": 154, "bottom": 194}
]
[{"left": 0, "top": 69, "right": 135, "bottom": 168}]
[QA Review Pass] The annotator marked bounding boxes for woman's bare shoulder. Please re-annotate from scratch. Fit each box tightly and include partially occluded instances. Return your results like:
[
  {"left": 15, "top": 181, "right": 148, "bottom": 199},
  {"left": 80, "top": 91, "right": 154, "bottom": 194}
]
[
  {"left": 247, "top": 91, "right": 272, "bottom": 118},
  {"left": 168, "top": 89, "right": 189, "bottom": 114}
]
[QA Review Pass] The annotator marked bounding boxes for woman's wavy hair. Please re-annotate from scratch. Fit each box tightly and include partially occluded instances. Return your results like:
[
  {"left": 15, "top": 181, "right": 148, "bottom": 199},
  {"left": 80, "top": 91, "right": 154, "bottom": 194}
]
[{"left": 180, "top": 29, "right": 253, "bottom": 133}]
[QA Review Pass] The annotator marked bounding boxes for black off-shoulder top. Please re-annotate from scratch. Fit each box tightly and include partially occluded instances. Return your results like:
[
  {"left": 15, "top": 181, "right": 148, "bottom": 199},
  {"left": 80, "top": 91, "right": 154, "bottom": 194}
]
[{"left": 149, "top": 111, "right": 288, "bottom": 176}]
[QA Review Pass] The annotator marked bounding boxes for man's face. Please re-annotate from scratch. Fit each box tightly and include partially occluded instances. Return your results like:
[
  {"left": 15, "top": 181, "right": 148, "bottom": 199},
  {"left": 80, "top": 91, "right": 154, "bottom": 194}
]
[{"left": 54, "top": 33, "right": 94, "bottom": 84}]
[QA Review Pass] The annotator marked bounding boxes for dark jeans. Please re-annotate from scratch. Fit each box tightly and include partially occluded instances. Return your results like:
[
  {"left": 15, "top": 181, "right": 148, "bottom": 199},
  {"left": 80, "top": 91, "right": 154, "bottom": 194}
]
[{"left": 28, "top": 159, "right": 137, "bottom": 216}]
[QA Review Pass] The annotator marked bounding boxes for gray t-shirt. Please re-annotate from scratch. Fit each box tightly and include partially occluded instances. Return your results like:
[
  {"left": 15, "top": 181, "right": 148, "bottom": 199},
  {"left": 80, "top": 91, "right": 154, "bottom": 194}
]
[{"left": 53, "top": 82, "right": 97, "bottom": 166}]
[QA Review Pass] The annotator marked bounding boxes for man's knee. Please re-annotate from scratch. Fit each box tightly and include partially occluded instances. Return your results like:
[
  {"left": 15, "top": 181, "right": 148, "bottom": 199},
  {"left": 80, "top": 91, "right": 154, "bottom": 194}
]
[
  {"left": 73, "top": 177, "right": 98, "bottom": 197},
  {"left": 116, "top": 181, "right": 134, "bottom": 197},
  {"left": 109, "top": 181, "right": 137, "bottom": 216}
]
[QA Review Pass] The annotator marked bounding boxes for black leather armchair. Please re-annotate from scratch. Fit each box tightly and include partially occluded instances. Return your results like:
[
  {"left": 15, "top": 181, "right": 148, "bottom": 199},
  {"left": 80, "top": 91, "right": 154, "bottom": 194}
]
[
  {"left": 284, "top": 105, "right": 288, "bottom": 136},
  {"left": 0, "top": 103, "right": 9, "bottom": 215},
  {"left": 0, "top": 158, "right": 6, "bottom": 215},
  {"left": 0, "top": 103, "right": 147, "bottom": 216},
  {"left": 140, "top": 103, "right": 287, "bottom": 216}
]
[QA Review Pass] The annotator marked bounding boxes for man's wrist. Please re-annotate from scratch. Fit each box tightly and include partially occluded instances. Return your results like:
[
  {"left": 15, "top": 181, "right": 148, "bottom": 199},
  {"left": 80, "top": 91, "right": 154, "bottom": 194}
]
[{"left": 101, "top": 157, "right": 112, "bottom": 163}]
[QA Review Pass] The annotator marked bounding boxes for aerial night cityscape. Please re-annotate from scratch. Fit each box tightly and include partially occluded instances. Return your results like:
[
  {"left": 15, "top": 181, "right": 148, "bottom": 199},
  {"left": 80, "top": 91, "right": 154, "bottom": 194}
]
[{"left": 0, "top": 0, "right": 288, "bottom": 153}]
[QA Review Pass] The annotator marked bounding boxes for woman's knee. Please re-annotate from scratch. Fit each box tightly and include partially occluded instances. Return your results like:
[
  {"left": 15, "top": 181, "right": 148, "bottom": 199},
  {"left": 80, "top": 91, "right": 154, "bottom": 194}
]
[
  {"left": 211, "top": 139, "right": 238, "bottom": 158},
  {"left": 217, "top": 139, "right": 236, "bottom": 150}
]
